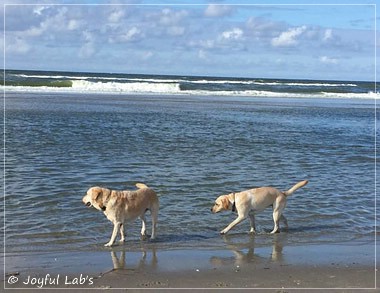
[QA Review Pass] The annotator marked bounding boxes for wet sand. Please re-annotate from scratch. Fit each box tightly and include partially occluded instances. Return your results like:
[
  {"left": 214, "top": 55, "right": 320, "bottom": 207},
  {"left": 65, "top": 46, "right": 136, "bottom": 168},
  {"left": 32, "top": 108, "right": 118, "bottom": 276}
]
[
  {"left": 3, "top": 240, "right": 378, "bottom": 292},
  {"left": 93, "top": 262, "right": 375, "bottom": 291}
]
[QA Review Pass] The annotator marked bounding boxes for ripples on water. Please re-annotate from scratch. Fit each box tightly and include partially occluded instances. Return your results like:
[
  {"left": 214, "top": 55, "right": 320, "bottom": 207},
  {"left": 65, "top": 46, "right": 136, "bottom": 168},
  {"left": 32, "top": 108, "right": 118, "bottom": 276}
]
[{"left": 4, "top": 93, "right": 376, "bottom": 253}]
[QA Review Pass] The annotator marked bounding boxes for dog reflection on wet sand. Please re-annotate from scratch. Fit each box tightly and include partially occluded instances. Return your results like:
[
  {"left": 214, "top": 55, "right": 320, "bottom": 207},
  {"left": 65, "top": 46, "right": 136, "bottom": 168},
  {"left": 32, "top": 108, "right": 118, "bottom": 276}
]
[
  {"left": 210, "top": 234, "right": 285, "bottom": 267},
  {"left": 110, "top": 248, "right": 158, "bottom": 271}
]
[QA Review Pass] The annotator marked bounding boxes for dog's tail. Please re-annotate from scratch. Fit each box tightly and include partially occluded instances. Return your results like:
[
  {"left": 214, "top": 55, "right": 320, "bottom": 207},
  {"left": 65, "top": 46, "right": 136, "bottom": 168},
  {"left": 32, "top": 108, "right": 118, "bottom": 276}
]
[
  {"left": 136, "top": 183, "right": 149, "bottom": 189},
  {"left": 283, "top": 180, "right": 308, "bottom": 196}
]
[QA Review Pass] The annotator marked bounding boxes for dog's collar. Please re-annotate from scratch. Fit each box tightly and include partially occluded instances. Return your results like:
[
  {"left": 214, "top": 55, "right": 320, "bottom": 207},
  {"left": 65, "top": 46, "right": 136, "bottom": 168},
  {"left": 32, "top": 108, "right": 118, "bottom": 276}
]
[{"left": 231, "top": 193, "right": 236, "bottom": 212}]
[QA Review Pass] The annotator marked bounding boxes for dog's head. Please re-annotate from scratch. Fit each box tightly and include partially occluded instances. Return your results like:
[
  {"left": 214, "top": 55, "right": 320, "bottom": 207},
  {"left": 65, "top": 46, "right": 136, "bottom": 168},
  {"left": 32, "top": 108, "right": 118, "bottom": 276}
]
[
  {"left": 211, "top": 194, "right": 232, "bottom": 213},
  {"left": 82, "top": 187, "right": 111, "bottom": 211}
]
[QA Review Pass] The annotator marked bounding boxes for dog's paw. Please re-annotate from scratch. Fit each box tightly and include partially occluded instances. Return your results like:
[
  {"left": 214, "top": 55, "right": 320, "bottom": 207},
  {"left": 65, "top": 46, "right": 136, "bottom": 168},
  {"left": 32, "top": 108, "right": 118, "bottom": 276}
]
[
  {"left": 140, "top": 234, "right": 148, "bottom": 241},
  {"left": 220, "top": 230, "right": 227, "bottom": 235},
  {"left": 104, "top": 242, "right": 113, "bottom": 247},
  {"left": 269, "top": 230, "right": 280, "bottom": 234}
]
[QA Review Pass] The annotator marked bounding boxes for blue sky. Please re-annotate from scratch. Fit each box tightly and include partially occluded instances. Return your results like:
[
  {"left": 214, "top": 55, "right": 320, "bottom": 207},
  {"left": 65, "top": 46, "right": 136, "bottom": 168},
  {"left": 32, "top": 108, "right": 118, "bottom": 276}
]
[{"left": 2, "top": 0, "right": 379, "bottom": 81}]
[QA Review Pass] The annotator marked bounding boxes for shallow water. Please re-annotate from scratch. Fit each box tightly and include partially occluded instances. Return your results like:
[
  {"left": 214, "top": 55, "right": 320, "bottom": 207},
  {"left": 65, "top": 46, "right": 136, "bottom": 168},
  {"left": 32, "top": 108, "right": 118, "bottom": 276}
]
[{"left": 4, "top": 93, "right": 377, "bottom": 253}]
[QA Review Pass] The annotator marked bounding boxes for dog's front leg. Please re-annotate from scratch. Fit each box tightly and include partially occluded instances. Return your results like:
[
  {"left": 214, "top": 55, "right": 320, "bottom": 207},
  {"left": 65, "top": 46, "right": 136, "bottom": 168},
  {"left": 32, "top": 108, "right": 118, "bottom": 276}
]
[
  {"left": 220, "top": 216, "right": 246, "bottom": 234},
  {"left": 105, "top": 222, "right": 121, "bottom": 247}
]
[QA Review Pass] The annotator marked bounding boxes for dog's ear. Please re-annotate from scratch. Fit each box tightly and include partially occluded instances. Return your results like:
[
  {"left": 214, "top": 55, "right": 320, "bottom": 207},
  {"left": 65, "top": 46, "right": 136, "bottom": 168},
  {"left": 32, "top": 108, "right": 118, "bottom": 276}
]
[
  {"left": 94, "top": 188, "right": 103, "bottom": 202},
  {"left": 221, "top": 197, "right": 230, "bottom": 210},
  {"left": 92, "top": 188, "right": 105, "bottom": 210},
  {"left": 96, "top": 188, "right": 111, "bottom": 211},
  {"left": 101, "top": 188, "right": 111, "bottom": 201}
]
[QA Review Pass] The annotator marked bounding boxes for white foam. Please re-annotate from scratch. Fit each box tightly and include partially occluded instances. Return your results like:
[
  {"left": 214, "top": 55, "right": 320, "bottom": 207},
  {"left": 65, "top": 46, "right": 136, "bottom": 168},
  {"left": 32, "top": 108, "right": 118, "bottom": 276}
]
[
  {"left": 71, "top": 80, "right": 181, "bottom": 93},
  {"left": 2, "top": 80, "right": 378, "bottom": 99},
  {"left": 253, "top": 81, "right": 357, "bottom": 87},
  {"left": 10, "top": 72, "right": 188, "bottom": 84},
  {"left": 10, "top": 73, "right": 358, "bottom": 88}
]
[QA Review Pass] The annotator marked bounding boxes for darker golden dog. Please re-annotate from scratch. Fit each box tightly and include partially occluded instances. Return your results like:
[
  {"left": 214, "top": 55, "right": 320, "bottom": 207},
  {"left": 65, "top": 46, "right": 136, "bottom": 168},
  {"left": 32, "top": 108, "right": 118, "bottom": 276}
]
[{"left": 83, "top": 183, "right": 159, "bottom": 247}]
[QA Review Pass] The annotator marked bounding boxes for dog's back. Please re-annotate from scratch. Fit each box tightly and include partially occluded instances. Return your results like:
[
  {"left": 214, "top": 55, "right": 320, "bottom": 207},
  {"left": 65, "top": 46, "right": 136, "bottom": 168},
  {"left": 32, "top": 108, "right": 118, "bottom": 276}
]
[
  {"left": 133, "top": 184, "right": 159, "bottom": 212},
  {"left": 109, "top": 184, "right": 158, "bottom": 220}
]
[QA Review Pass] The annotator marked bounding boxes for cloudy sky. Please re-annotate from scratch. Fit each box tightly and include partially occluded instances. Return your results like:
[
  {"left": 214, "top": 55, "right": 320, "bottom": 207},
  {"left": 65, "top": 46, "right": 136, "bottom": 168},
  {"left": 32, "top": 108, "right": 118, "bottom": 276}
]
[{"left": 2, "top": 0, "right": 378, "bottom": 81}]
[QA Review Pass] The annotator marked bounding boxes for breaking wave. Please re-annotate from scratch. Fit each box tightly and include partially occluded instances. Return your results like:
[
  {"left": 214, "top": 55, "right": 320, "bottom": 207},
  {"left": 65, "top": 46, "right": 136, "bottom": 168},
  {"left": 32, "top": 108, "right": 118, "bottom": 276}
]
[{"left": 1, "top": 70, "right": 378, "bottom": 99}]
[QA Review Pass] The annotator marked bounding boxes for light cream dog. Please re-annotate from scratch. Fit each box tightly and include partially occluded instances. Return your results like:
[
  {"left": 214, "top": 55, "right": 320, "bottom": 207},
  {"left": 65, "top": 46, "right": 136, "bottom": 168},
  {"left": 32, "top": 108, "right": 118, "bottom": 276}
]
[
  {"left": 211, "top": 180, "right": 308, "bottom": 234},
  {"left": 82, "top": 183, "right": 159, "bottom": 247}
]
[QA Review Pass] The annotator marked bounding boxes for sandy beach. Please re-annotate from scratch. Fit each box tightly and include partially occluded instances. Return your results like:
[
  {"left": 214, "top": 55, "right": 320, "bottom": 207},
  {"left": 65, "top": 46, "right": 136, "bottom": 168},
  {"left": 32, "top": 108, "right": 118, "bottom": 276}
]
[
  {"left": 3, "top": 240, "right": 378, "bottom": 292},
  {"left": 92, "top": 261, "right": 376, "bottom": 291}
]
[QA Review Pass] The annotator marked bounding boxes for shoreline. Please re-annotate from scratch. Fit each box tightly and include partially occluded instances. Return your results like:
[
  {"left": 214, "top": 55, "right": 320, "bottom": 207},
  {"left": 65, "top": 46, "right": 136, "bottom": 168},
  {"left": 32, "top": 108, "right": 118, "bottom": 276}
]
[
  {"left": 3, "top": 87, "right": 378, "bottom": 100},
  {"left": 3, "top": 240, "right": 378, "bottom": 291}
]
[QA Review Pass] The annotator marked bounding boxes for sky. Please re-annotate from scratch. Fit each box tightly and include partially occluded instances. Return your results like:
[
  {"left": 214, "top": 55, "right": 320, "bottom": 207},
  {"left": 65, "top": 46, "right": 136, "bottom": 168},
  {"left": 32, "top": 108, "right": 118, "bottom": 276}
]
[{"left": 2, "top": 0, "right": 379, "bottom": 81}]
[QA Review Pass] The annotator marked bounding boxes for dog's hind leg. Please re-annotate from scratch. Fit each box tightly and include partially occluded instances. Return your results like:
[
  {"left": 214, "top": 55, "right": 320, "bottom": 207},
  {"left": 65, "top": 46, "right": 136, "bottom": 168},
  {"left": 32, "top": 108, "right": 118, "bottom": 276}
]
[
  {"left": 140, "top": 215, "right": 147, "bottom": 239},
  {"left": 280, "top": 214, "right": 288, "bottom": 229},
  {"left": 270, "top": 205, "right": 285, "bottom": 234},
  {"left": 105, "top": 222, "right": 121, "bottom": 247},
  {"left": 150, "top": 208, "right": 158, "bottom": 240},
  {"left": 270, "top": 198, "right": 286, "bottom": 234},
  {"left": 270, "top": 211, "right": 280, "bottom": 234},
  {"left": 248, "top": 212, "right": 256, "bottom": 233},
  {"left": 119, "top": 223, "right": 125, "bottom": 242}
]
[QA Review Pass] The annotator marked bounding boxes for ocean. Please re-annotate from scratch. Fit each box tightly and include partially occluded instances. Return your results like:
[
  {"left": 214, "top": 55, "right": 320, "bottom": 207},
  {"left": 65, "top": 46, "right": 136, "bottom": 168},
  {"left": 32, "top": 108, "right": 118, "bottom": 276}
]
[
  {"left": 3, "top": 69, "right": 377, "bottom": 256},
  {"left": 1, "top": 69, "right": 378, "bottom": 99}
]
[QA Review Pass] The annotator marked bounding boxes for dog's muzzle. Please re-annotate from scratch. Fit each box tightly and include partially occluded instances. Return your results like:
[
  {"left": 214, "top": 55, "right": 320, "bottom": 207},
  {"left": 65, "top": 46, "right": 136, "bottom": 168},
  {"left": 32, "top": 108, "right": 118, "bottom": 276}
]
[{"left": 85, "top": 202, "right": 92, "bottom": 207}]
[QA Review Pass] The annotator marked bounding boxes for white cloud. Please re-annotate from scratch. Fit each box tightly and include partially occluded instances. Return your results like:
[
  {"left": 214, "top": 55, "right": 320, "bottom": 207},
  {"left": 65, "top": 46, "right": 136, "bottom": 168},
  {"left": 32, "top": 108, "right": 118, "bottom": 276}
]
[
  {"left": 246, "top": 16, "right": 281, "bottom": 37},
  {"left": 33, "top": 6, "right": 48, "bottom": 16},
  {"left": 221, "top": 28, "right": 243, "bottom": 41},
  {"left": 158, "top": 8, "right": 188, "bottom": 26},
  {"left": 22, "top": 6, "right": 84, "bottom": 39},
  {"left": 120, "top": 27, "right": 141, "bottom": 42},
  {"left": 40, "top": 7, "right": 69, "bottom": 32},
  {"left": 198, "top": 39, "right": 216, "bottom": 49},
  {"left": 198, "top": 49, "right": 207, "bottom": 60},
  {"left": 271, "top": 25, "right": 307, "bottom": 47},
  {"left": 79, "top": 30, "right": 96, "bottom": 58},
  {"left": 79, "top": 42, "right": 95, "bottom": 58},
  {"left": 108, "top": 27, "right": 143, "bottom": 43},
  {"left": 82, "top": 30, "right": 94, "bottom": 43},
  {"left": 146, "top": 8, "right": 188, "bottom": 38},
  {"left": 6, "top": 37, "right": 31, "bottom": 54},
  {"left": 190, "top": 26, "right": 245, "bottom": 54},
  {"left": 323, "top": 29, "right": 333, "bottom": 41},
  {"left": 24, "top": 26, "right": 44, "bottom": 37},
  {"left": 141, "top": 51, "right": 153, "bottom": 60},
  {"left": 67, "top": 19, "right": 82, "bottom": 31},
  {"left": 204, "top": 4, "right": 233, "bottom": 17},
  {"left": 319, "top": 56, "right": 338, "bottom": 64},
  {"left": 108, "top": 9, "right": 125, "bottom": 23},
  {"left": 167, "top": 26, "right": 185, "bottom": 36}
]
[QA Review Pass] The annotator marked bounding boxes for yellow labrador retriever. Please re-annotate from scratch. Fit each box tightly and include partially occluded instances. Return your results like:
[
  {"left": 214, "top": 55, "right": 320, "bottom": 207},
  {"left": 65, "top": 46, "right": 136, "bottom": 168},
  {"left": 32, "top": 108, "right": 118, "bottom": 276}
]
[
  {"left": 211, "top": 180, "right": 308, "bottom": 234},
  {"left": 82, "top": 183, "right": 159, "bottom": 247}
]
